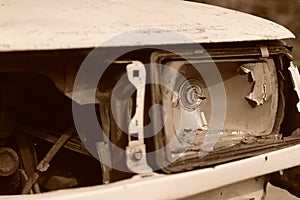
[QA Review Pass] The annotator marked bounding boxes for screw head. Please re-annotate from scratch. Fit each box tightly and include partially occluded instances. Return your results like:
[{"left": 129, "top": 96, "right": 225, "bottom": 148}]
[{"left": 131, "top": 148, "right": 142, "bottom": 161}]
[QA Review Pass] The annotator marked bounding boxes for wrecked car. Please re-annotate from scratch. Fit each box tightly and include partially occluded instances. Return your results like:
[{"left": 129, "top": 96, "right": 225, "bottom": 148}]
[{"left": 1, "top": 0, "right": 300, "bottom": 199}]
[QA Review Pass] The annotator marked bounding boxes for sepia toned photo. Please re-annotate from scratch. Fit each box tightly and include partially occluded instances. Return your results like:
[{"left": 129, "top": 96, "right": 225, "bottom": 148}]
[{"left": 1, "top": 1, "right": 300, "bottom": 199}]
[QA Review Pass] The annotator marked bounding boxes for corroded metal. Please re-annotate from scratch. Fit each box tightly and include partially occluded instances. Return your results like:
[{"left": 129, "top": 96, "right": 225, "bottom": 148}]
[{"left": 0, "top": 147, "right": 19, "bottom": 177}]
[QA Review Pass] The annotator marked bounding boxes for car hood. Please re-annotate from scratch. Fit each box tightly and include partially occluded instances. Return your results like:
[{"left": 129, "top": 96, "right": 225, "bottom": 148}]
[{"left": 0, "top": 0, "right": 295, "bottom": 52}]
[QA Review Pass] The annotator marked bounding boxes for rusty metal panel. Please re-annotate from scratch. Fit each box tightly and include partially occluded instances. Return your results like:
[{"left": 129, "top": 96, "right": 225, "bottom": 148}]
[{"left": 0, "top": 0, "right": 295, "bottom": 52}]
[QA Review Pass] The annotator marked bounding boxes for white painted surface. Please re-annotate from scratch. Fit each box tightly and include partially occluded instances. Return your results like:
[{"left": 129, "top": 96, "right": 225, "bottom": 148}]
[
  {"left": 1, "top": 143, "right": 300, "bottom": 200},
  {"left": 0, "top": 0, "right": 295, "bottom": 52},
  {"left": 266, "top": 184, "right": 300, "bottom": 200}
]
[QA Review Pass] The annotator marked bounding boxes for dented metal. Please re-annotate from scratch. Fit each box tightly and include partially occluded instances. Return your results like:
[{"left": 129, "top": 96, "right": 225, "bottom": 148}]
[{"left": 0, "top": 0, "right": 299, "bottom": 198}]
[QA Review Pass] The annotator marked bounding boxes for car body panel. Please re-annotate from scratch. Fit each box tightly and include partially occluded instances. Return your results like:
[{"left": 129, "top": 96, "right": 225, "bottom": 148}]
[
  {"left": 1, "top": 1, "right": 299, "bottom": 199},
  {"left": 2, "top": 144, "right": 300, "bottom": 200},
  {"left": 0, "top": 0, "right": 295, "bottom": 52}
]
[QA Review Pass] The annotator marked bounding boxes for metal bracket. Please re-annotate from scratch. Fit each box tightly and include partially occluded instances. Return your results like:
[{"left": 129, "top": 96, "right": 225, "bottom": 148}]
[
  {"left": 96, "top": 141, "right": 112, "bottom": 184},
  {"left": 125, "top": 61, "right": 152, "bottom": 174},
  {"left": 260, "top": 46, "right": 269, "bottom": 58},
  {"left": 288, "top": 61, "right": 300, "bottom": 112}
]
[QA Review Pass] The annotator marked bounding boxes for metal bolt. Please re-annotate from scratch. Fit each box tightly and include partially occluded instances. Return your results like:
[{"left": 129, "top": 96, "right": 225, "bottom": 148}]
[{"left": 131, "top": 148, "right": 142, "bottom": 161}]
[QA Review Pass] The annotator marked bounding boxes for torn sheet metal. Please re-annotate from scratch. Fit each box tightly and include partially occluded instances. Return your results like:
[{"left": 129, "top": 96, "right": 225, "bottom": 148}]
[
  {"left": 288, "top": 61, "right": 300, "bottom": 112},
  {"left": 241, "top": 62, "right": 274, "bottom": 106}
]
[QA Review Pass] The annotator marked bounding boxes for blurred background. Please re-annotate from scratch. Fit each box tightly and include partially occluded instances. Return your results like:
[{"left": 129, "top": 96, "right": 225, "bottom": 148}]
[
  {"left": 193, "top": 1, "right": 300, "bottom": 199},
  {"left": 194, "top": 0, "right": 300, "bottom": 64}
]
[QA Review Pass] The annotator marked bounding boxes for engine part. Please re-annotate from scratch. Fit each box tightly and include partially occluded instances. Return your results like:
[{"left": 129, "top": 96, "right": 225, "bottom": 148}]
[
  {"left": 21, "top": 127, "right": 75, "bottom": 194},
  {"left": 16, "top": 124, "right": 89, "bottom": 156},
  {"left": 40, "top": 173, "right": 79, "bottom": 191},
  {"left": 19, "top": 169, "right": 33, "bottom": 194},
  {"left": 0, "top": 94, "right": 15, "bottom": 138},
  {"left": 96, "top": 141, "right": 112, "bottom": 184},
  {"left": 16, "top": 132, "right": 41, "bottom": 193},
  {"left": 0, "top": 147, "right": 19, "bottom": 177}
]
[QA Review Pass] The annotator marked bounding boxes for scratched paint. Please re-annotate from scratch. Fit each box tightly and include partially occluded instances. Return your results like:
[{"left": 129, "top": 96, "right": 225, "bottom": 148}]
[{"left": 0, "top": 0, "right": 295, "bottom": 52}]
